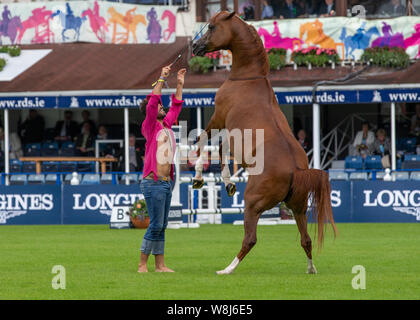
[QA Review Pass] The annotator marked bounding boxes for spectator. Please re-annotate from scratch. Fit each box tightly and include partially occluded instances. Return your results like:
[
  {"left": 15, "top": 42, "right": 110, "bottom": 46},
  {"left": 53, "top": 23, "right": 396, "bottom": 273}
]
[
  {"left": 279, "top": 0, "right": 304, "bottom": 19},
  {"left": 410, "top": 104, "right": 420, "bottom": 136},
  {"left": 108, "top": 134, "right": 144, "bottom": 172},
  {"left": 378, "top": 0, "right": 406, "bottom": 17},
  {"left": 352, "top": 121, "right": 375, "bottom": 158},
  {"left": 318, "top": 0, "right": 336, "bottom": 17},
  {"left": 96, "top": 125, "right": 115, "bottom": 157},
  {"left": 79, "top": 110, "right": 96, "bottom": 135},
  {"left": 54, "top": 110, "right": 79, "bottom": 142},
  {"left": 261, "top": 0, "right": 274, "bottom": 19},
  {"left": 296, "top": 129, "right": 311, "bottom": 152},
  {"left": 18, "top": 109, "right": 45, "bottom": 144},
  {"left": 369, "top": 129, "right": 391, "bottom": 168},
  {"left": 75, "top": 122, "right": 95, "bottom": 157},
  {"left": 239, "top": 0, "right": 255, "bottom": 20},
  {"left": 0, "top": 125, "right": 23, "bottom": 159}
]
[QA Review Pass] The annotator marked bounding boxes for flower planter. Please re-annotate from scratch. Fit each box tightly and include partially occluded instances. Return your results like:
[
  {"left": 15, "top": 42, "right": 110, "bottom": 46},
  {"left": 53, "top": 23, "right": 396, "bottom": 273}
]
[{"left": 130, "top": 216, "right": 150, "bottom": 229}]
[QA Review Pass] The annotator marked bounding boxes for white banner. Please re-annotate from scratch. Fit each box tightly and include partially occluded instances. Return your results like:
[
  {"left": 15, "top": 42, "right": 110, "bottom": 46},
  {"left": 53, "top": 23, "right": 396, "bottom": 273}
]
[
  {"left": 195, "top": 16, "right": 420, "bottom": 61},
  {"left": 0, "top": 1, "right": 177, "bottom": 45}
]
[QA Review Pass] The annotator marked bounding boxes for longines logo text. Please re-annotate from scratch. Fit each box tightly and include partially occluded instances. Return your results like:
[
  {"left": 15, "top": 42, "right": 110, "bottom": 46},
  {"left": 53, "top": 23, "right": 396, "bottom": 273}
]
[
  {"left": 73, "top": 193, "right": 143, "bottom": 215},
  {"left": 0, "top": 194, "right": 54, "bottom": 224}
]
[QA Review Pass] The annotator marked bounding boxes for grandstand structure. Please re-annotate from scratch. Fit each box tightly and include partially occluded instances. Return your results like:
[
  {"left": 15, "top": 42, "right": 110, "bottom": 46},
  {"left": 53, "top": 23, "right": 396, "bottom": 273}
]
[{"left": 1, "top": 0, "right": 420, "bottom": 224}]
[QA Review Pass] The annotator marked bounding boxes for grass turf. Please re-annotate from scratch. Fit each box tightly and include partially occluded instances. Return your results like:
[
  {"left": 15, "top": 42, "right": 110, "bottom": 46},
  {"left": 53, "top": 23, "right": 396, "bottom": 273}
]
[{"left": 0, "top": 223, "right": 419, "bottom": 300}]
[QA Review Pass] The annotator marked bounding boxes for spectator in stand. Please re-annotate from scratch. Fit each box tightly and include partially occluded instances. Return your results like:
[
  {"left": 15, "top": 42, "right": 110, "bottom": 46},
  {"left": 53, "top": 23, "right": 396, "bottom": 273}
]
[
  {"left": 369, "top": 128, "right": 391, "bottom": 168},
  {"left": 351, "top": 121, "right": 375, "bottom": 158},
  {"left": 0, "top": 125, "right": 23, "bottom": 159},
  {"left": 75, "top": 122, "right": 95, "bottom": 157},
  {"left": 108, "top": 134, "right": 144, "bottom": 172},
  {"left": 54, "top": 110, "right": 79, "bottom": 142},
  {"left": 239, "top": 0, "right": 255, "bottom": 20},
  {"left": 261, "top": 0, "right": 274, "bottom": 19},
  {"left": 378, "top": 0, "right": 406, "bottom": 17},
  {"left": 97, "top": 125, "right": 116, "bottom": 157},
  {"left": 410, "top": 104, "right": 420, "bottom": 136},
  {"left": 18, "top": 109, "right": 45, "bottom": 144},
  {"left": 79, "top": 110, "right": 96, "bottom": 135},
  {"left": 296, "top": 129, "right": 311, "bottom": 152},
  {"left": 317, "top": 0, "right": 336, "bottom": 17},
  {"left": 279, "top": 0, "right": 305, "bottom": 19}
]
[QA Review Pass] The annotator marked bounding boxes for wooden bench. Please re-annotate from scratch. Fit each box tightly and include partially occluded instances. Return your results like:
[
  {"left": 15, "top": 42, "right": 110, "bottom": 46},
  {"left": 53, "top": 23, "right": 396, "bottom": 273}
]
[{"left": 19, "top": 157, "right": 118, "bottom": 174}]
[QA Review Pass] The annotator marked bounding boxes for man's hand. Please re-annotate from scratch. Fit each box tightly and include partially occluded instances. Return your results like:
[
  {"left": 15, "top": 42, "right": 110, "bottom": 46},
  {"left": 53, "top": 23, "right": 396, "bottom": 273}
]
[
  {"left": 161, "top": 65, "right": 171, "bottom": 79},
  {"left": 177, "top": 68, "right": 186, "bottom": 86}
]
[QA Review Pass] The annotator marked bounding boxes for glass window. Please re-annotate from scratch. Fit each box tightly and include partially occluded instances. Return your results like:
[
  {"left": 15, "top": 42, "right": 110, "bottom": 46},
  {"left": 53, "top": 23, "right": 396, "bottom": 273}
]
[{"left": 347, "top": 0, "right": 407, "bottom": 17}]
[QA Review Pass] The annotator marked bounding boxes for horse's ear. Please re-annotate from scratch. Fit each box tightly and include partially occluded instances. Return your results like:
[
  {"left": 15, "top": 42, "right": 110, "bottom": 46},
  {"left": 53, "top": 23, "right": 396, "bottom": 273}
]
[{"left": 225, "top": 11, "right": 236, "bottom": 20}]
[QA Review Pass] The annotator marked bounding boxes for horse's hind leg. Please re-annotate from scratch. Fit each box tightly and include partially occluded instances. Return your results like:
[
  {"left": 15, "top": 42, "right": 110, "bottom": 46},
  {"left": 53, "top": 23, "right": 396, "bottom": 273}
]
[
  {"left": 294, "top": 212, "right": 317, "bottom": 274},
  {"left": 220, "top": 137, "right": 236, "bottom": 197}
]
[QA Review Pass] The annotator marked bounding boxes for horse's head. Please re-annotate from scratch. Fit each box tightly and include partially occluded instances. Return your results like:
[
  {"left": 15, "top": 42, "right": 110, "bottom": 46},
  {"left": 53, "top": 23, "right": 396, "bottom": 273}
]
[{"left": 192, "top": 11, "right": 236, "bottom": 57}]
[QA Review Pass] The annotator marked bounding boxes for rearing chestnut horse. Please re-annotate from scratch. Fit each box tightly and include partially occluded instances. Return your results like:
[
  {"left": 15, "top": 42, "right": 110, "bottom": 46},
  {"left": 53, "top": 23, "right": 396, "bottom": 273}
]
[{"left": 192, "top": 11, "right": 337, "bottom": 275}]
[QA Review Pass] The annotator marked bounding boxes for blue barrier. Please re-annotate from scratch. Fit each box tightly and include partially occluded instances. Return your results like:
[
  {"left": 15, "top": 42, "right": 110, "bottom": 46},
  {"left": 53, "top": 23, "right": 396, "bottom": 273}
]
[{"left": 0, "top": 181, "right": 419, "bottom": 225}]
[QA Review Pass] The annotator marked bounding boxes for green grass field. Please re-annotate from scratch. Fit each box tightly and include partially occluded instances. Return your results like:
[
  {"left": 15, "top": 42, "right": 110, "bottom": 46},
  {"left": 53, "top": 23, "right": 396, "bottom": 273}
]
[{"left": 0, "top": 223, "right": 419, "bottom": 300}]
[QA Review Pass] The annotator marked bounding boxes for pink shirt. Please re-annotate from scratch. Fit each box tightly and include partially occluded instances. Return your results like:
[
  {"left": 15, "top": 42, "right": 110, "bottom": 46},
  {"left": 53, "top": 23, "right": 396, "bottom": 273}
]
[{"left": 141, "top": 93, "right": 183, "bottom": 181}]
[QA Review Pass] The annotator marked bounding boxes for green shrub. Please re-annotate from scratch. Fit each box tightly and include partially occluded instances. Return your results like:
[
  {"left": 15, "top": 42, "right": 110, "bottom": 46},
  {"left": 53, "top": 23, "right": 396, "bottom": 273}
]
[
  {"left": 189, "top": 56, "right": 214, "bottom": 74},
  {"left": 0, "top": 58, "right": 6, "bottom": 71},
  {"left": 292, "top": 47, "right": 340, "bottom": 67},
  {"left": 268, "top": 53, "right": 286, "bottom": 70},
  {"left": 361, "top": 46, "right": 410, "bottom": 69}
]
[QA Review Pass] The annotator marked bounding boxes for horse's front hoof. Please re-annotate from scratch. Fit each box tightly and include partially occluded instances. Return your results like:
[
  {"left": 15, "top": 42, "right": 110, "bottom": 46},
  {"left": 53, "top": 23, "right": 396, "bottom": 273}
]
[
  {"left": 192, "top": 178, "right": 204, "bottom": 189},
  {"left": 226, "top": 183, "right": 236, "bottom": 197}
]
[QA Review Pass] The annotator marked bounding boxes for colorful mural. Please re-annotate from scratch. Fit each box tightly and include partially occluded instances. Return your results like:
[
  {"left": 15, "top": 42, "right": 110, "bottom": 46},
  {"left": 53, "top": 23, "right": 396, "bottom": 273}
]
[
  {"left": 195, "top": 16, "right": 420, "bottom": 61},
  {"left": 0, "top": 1, "right": 177, "bottom": 45}
]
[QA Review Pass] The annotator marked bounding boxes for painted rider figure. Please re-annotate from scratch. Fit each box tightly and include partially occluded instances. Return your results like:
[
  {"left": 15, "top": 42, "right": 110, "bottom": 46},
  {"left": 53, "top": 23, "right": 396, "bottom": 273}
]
[
  {"left": 1, "top": 6, "right": 12, "bottom": 35},
  {"left": 65, "top": 3, "right": 75, "bottom": 28},
  {"left": 123, "top": 7, "right": 136, "bottom": 29}
]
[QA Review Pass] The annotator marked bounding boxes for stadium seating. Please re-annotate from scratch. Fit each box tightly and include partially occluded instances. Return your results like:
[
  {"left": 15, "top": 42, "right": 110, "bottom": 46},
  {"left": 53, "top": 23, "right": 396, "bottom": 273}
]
[
  {"left": 393, "top": 171, "right": 410, "bottom": 181},
  {"left": 41, "top": 142, "right": 59, "bottom": 156},
  {"left": 100, "top": 174, "right": 114, "bottom": 185},
  {"left": 9, "top": 159, "right": 22, "bottom": 173},
  {"left": 370, "top": 171, "right": 386, "bottom": 180},
  {"left": 10, "top": 174, "right": 27, "bottom": 185},
  {"left": 365, "top": 156, "right": 383, "bottom": 170},
  {"left": 24, "top": 143, "right": 41, "bottom": 156},
  {"left": 345, "top": 156, "right": 364, "bottom": 170},
  {"left": 81, "top": 174, "right": 100, "bottom": 185},
  {"left": 27, "top": 174, "right": 45, "bottom": 185},
  {"left": 45, "top": 174, "right": 58, "bottom": 185},
  {"left": 60, "top": 141, "right": 76, "bottom": 156},
  {"left": 42, "top": 161, "right": 60, "bottom": 173},
  {"left": 120, "top": 173, "right": 139, "bottom": 184},
  {"left": 60, "top": 161, "right": 77, "bottom": 172},
  {"left": 77, "top": 161, "right": 95, "bottom": 172},
  {"left": 328, "top": 171, "right": 348, "bottom": 181},
  {"left": 349, "top": 172, "right": 368, "bottom": 180},
  {"left": 410, "top": 172, "right": 420, "bottom": 181},
  {"left": 22, "top": 161, "right": 36, "bottom": 173},
  {"left": 400, "top": 137, "right": 417, "bottom": 153},
  {"left": 331, "top": 160, "right": 345, "bottom": 170}
]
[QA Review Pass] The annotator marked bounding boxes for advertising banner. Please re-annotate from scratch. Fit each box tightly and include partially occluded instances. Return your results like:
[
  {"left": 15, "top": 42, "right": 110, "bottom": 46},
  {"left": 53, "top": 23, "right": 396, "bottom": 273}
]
[
  {"left": 0, "top": 185, "right": 61, "bottom": 225},
  {"left": 0, "top": 1, "right": 176, "bottom": 45}
]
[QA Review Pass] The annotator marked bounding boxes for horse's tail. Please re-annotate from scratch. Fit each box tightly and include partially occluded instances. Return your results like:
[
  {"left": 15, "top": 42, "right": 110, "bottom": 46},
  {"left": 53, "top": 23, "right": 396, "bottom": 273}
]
[{"left": 291, "top": 168, "right": 337, "bottom": 249}]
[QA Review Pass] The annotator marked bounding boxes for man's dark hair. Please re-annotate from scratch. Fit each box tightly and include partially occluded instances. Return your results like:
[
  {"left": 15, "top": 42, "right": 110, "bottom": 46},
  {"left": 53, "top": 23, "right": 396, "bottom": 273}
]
[{"left": 362, "top": 121, "right": 369, "bottom": 128}]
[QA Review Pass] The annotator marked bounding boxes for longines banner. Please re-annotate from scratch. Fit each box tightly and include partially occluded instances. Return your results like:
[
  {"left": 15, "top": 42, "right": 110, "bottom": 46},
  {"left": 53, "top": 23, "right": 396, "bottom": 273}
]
[
  {"left": 0, "top": 1, "right": 176, "bottom": 45},
  {"left": 1, "top": 181, "right": 419, "bottom": 225},
  {"left": 195, "top": 16, "right": 420, "bottom": 61}
]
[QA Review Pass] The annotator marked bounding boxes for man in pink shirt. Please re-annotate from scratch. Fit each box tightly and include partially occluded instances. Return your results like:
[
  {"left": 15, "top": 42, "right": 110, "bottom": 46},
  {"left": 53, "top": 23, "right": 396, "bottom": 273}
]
[{"left": 138, "top": 65, "right": 186, "bottom": 273}]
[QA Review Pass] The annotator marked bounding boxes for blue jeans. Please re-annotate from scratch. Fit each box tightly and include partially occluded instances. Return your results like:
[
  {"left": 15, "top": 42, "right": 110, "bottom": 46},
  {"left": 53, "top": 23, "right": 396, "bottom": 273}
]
[{"left": 139, "top": 179, "right": 174, "bottom": 255}]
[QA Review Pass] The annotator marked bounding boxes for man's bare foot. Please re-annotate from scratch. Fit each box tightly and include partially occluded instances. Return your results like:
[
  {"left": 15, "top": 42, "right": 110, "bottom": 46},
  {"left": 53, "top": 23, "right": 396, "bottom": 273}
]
[
  {"left": 138, "top": 264, "right": 148, "bottom": 273},
  {"left": 155, "top": 266, "right": 175, "bottom": 272}
]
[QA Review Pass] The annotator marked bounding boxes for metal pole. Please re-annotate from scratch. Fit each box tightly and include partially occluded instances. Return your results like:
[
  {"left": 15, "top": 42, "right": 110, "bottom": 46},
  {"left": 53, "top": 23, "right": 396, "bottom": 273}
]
[
  {"left": 391, "top": 103, "right": 397, "bottom": 171},
  {"left": 197, "top": 107, "right": 202, "bottom": 134},
  {"left": 4, "top": 109, "right": 9, "bottom": 186},
  {"left": 313, "top": 103, "right": 321, "bottom": 169},
  {"left": 124, "top": 108, "right": 130, "bottom": 185}
]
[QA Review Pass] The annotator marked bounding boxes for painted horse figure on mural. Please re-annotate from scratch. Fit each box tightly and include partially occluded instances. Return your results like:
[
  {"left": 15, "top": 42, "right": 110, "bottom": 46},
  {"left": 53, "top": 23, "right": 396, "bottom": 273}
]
[
  {"left": 161, "top": 9, "right": 176, "bottom": 42},
  {"left": 192, "top": 11, "right": 337, "bottom": 275},
  {"left": 300, "top": 19, "right": 345, "bottom": 58},
  {"left": 340, "top": 23, "right": 380, "bottom": 60},
  {"left": 107, "top": 7, "right": 146, "bottom": 44},
  {"left": 82, "top": 0, "right": 108, "bottom": 43},
  {"left": 17, "top": 6, "right": 54, "bottom": 44},
  {"left": 257, "top": 21, "right": 303, "bottom": 51},
  {"left": 51, "top": 3, "right": 86, "bottom": 42},
  {"left": 404, "top": 23, "right": 420, "bottom": 58},
  {"left": 146, "top": 7, "right": 161, "bottom": 44},
  {"left": 0, "top": 5, "right": 22, "bottom": 45},
  {"left": 371, "top": 22, "right": 405, "bottom": 48}
]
